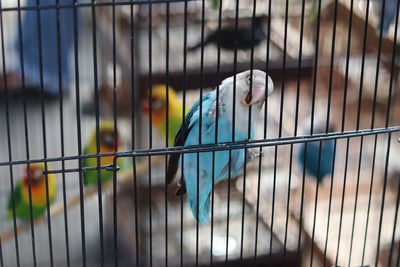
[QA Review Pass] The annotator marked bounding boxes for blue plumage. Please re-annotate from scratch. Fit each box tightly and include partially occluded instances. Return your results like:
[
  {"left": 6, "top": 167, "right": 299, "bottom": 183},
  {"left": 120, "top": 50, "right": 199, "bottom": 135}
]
[
  {"left": 297, "top": 139, "right": 335, "bottom": 182},
  {"left": 181, "top": 92, "right": 251, "bottom": 224},
  {"left": 167, "top": 70, "right": 274, "bottom": 224}
]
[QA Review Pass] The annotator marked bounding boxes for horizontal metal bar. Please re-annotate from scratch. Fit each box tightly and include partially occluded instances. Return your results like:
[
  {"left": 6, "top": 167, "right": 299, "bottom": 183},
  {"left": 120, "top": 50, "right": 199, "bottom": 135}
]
[
  {"left": 0, "top": 152, "right": 117, "bottom": 168},
  {"left": 43, "top": 164, "right": 120, "bottom": 175},
  {"left": 0, "top": 0, "right": 198, "bottom": 12},
  {"left": 0, "top": 126, "right": 398, "bottom": 168},
  {"left": 116, "top": 126, "right": 400, "bottom": 158}
]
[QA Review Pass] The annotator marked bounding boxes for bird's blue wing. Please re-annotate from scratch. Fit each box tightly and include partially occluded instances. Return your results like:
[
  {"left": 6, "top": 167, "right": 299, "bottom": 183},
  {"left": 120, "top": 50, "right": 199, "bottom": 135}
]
[{"left": 166, "top": 91, "right": 216, "bottom": 186}]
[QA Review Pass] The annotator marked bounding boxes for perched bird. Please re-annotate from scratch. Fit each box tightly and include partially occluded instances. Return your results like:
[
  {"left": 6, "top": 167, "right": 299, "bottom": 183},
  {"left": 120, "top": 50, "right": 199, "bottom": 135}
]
[
  {"left": 188, "top": 17, "right": 266, "bottom": 52},
  {"left": 377, "top": 0, "right": 398, "bottom": 36},
  {"left": 83, "top": 121, "right": 121, "bottom": 186},
  {"left": 297, "top": 118, "right": 335, "bottom": 183},
  {"left": 167, "top": 69, "right": 274, "bottom": 224},
  {"left": 6, "top": 163, "right": 57, "bottom": 220},
  {"left": 142, "top": 84, "right": 185, "bottom": 146}
]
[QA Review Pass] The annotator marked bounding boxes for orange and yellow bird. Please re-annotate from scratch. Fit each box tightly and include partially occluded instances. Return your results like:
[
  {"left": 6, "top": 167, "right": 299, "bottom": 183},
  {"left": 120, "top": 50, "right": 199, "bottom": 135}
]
[
  {"left": 6, "top": 163, "right": 57, "bottom": 220},
  {"left": 142, "top": 85, "right": 185, "bottom": 146},
  {"left": 83, "top": 121, "right": 121, "bottom": 186}
]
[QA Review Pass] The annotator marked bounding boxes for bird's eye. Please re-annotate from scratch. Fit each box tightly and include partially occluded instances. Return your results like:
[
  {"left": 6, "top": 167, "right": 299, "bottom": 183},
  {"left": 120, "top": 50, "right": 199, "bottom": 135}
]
[
  {"left": 33, "top": 169, "right": 42, "bottom": 180},
  {"left": 103, "top": 133, "right": 114, "bottom": 146},
  {"left": 153, "top": 99, "right": 163, "bottom": 111},
  {"left": 246, "top": 75, "right": 254, "bottom": 85}
]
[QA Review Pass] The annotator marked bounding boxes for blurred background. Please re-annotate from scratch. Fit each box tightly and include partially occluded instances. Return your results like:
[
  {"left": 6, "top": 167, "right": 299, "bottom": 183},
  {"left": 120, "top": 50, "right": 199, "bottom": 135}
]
[{"left": 0, "top": 0, "right": 400, "bottom": 266}]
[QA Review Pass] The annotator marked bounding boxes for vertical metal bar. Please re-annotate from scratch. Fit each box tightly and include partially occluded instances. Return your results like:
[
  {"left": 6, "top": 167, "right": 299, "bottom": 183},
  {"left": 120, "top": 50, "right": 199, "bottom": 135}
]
[
  {"left": 310, "top": 0, "right": 321, "bottom": 135},
  {"left": 72, "top": 0, "right": 87, "bottom": 264},
  {"left": 210, "top": 0, "right": 223, "bottom": 264},
  {"left": 389, "top": 171, "right": 400, "bottom": 266},
  {"left": 35, "top": 0, "right": 54, "bottom": 265},
  {"left": 147, "top": 1, "right": 153, "bottom": 265},
  {"left": 385, "top": 0, "right": 400, "bottom": 128},
  {"left": 90, "top": 1, "right": 105, "bottom": 265},
  {"left": 308, "top": 2, "right": 323, "bottom": 266},
  {"left": 334, "top": 138, "right": 350, "bottom": 265},
  {"left": 129, "top": 1, "right": 139, "bottom": 266},
  {"left": 308, "top": 1, "right": 323, "bottom": 263},
  {"left": 164, "top": 3, "right": 170, "bottom": 266},
  {"left": 181, "top": 1, "right": 188, "bottom": 265},
  {"left": 374, "top": 133, "right": 392, "bottom": 266},
  {"left": 282, "top": 0, "right": 305, "bottom": 264},
  {"left": 322, "top": 140, "right": 337, "bottom": 267},
  {"left": 0, "top": 1, "right": 17, "bottom": 265},
  {"left": 196, "top": 0, "right": 206, "bottom": 263},
  {"left": 361, "top": 134, "right": 378, "bottom": 264},
  {"left": 55, "top": 0, "right": 70, "bottom": 265},
  {"left": 355, "top": 0, "right": 370, "bottom": 131},
  {"left": 239, "top": 0, "right": 257, "bottom": 261},
  {"left": 387, "top": 7, "right": 400, "bottom": 264},
  {"left": 210, "top": 0, "right": 222, "bottom": 266},
  {"left": 325, "top": 0, "right": 338, "bottom": 132},
  {"left": 226, "top": 0, "right": 240, "bottom": 261},
  {"left": 16, "top": 0, "right": 37, "bottom": 265},
  {"left": 347, "top": 136, "right": 364, "bottom": 266},
  {"left": 268, "top": 145, "right": 277, "bottom": 264},
  {"left": 111, "top": 1, "right": 118, "bottom": 266},
  {"left": 269, "top": 0, "right": 289, "bottom": 265},
  {"left": 310, "top": 0, "right": 338, "bottom": 265},
  {"left": 278, "top": 0, "right": 289, "bottom": 138},
  {"left": 340, "top": 0, "right": 353, "bottom": 131},
  {"left": 309, "top": 141, "right": 322, "bottom": 267},
  {"left": 254, "top": 0, "right": 272, "bottom": 265},
  {"left": 371, "top": 0, "right": 386, "bottom": 129},
  {"left": 296, "top": 138, "right": 308, "bottom": 267}
]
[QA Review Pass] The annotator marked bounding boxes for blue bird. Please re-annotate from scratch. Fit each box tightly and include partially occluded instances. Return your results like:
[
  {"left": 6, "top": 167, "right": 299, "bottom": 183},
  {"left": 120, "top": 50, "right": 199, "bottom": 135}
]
[
  {"left": 297, "top": 119, "right": 335, "bottom": 183},
  {"left": 167, "top": 70, "right": 274, "bottom": 224},
  {"left": 377, "top": 0, "right": 398, "bottom": 36}
]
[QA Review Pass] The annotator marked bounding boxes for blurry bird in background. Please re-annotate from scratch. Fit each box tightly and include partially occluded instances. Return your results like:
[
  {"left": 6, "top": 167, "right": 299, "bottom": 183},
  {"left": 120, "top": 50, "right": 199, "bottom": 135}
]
[
  {"left": 188, "top": 17, "right": 266, "bottom": 52},
  {"left": 211, "top": 0, "right": 219, "bottom": 10},
  {"left": 6, "top": 163, "right": 57, "bottom": 220},
  {"left": 309, "top": 0, "right": 319, "bottom": 22},
  {"left": 167, "top": 69, "right": 274, "bottom": 224},
  {"left": 83, "top": 121, "right": 121, "bottom": 186},
  {"left": 142, "top": 85, "right": 185, "bottom": 146},
  {"left": 297, "top": 117, "right": 335, "bottom": 183},
  {"left": 376, "top": 0, "right": 398, "bottom": 36}
]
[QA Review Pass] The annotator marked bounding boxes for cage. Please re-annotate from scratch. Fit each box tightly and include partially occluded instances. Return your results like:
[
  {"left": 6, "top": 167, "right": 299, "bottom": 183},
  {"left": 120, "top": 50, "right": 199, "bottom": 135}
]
[{"left": 0, "top": 0, "right": 399, "bottom": 266}]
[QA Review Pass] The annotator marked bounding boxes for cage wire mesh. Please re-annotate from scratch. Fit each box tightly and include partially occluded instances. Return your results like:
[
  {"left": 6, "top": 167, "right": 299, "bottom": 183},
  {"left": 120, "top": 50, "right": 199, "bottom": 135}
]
[{"left": 0, "top": 0, "right": 399, "bottom": 266}]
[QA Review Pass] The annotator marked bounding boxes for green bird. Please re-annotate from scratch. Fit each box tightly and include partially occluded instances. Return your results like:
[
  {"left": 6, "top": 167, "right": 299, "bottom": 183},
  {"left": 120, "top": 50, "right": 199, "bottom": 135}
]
[
  {"left": 7, "top": 163, "right": 57, "bottom": 220},
  {"left": 83, "top": 121, "right": 121, "bottom": 186},
  {"left": 142, "top": 84, "right": 185, "bottom": 146}
]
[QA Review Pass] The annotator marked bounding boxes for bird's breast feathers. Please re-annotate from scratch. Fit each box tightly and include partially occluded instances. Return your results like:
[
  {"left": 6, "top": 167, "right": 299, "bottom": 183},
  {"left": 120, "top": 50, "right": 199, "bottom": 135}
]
[{"left": 22, "top": 174, "right": 57, "bottom": 208}]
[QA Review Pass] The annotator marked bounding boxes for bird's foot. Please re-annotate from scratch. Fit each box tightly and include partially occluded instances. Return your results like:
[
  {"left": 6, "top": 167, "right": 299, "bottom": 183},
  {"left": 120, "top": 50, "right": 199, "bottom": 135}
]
[{"left": 247, "top": 150, "right": 264, "bottom": 162}]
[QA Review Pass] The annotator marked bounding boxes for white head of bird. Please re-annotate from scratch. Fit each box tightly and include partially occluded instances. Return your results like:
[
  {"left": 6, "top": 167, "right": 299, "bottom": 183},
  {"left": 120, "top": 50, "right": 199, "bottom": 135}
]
[{"left": 219, "top": 69, "right": 273, "bottom": 134}]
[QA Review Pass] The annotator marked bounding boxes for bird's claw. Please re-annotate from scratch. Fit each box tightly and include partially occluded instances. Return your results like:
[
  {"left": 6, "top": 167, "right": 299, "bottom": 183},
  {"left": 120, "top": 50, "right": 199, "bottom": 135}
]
[{"left": 248, "top": 150, "right": 264, "bottom": 162}]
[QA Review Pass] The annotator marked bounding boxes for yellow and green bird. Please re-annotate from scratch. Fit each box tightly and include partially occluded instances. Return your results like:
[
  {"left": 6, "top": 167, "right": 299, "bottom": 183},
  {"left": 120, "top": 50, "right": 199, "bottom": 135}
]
[
  {"left": 142, "top": 85, "right": 185, "bottom": 146},
  {"left": 83, "top": 121, "right": 121, "bottom": 186},
  {"left": 6, "top": 163, "right": 57, "bottom": 220}
]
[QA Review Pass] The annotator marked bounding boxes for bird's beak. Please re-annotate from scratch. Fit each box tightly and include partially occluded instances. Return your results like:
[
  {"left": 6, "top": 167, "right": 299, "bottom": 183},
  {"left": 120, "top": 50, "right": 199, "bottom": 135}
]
[
  {"left": 142, "top": 101, "right": 150, "bottom": 114},
  {"left": 242, "top": 85, "right": 266, "bottom": 106}
]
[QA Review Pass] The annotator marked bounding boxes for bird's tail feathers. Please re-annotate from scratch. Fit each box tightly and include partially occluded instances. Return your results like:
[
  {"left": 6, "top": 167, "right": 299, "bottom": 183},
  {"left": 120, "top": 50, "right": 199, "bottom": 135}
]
[
  {"left": 167, "top": 154, "right": 180, "bottom": 185},
  {"left": 189, "top": 193, "right": 211, "bottom": 225}
]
